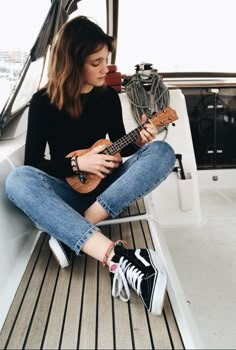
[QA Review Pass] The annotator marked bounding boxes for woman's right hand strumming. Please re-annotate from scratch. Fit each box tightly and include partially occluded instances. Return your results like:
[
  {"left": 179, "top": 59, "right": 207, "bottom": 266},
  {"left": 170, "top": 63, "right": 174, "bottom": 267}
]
[{"left": 76, "top": 145, "right": 122, "bottom": 179}]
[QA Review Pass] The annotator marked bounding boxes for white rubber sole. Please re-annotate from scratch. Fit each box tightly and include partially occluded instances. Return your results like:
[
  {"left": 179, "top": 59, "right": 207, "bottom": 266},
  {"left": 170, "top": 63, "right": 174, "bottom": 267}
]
[
  {"left": 148, "top": 249, "right": 168, "bottom": 315},
  {"left": 49, "top": 236, "right": 70, "bottom": 269}
]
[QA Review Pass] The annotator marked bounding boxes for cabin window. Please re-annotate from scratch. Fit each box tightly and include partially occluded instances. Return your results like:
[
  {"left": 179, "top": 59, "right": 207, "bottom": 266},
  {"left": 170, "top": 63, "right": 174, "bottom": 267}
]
[
  {"left": 116, "top": 0, "right": 236, "bottom": 74},
  {"left": 0, "top": 0, "right": 50, "bottom": 112},
  {"left": 0, "top": 0, "right": 106, "bottom": 133}
]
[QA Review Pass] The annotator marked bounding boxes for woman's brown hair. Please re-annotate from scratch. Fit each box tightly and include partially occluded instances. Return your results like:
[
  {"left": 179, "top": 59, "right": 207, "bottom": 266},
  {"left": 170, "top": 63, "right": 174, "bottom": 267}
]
[{"left": 46, "top": 16, "right": 115, "bottom": 117}]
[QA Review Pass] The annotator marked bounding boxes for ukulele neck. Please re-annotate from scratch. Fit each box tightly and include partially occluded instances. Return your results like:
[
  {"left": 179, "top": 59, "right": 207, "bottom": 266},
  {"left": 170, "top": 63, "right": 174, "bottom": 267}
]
[{"left": 103, "top": 124, "right": 144, "bottom": 155}]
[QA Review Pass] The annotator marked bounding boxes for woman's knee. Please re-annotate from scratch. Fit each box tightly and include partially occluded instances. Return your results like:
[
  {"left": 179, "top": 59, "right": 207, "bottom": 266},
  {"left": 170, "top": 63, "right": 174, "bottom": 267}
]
[
  {"left": 5, "top": 166, "right": 36, "bottom": 197},
  {"left": 148, "top": 141, "right": 176, "bottom": 174},
  {"left": 146, "top": 141, "right": 176, "bottom": 181},
  {"left": 150, "top": 141, "right": 175, "bottom": 160}
]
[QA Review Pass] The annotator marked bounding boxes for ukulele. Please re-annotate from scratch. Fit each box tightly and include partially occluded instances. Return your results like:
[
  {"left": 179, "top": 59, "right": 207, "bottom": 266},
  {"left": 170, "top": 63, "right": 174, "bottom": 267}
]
[{"left": 66, "top": 106, "right": 178, "bottom": 193}]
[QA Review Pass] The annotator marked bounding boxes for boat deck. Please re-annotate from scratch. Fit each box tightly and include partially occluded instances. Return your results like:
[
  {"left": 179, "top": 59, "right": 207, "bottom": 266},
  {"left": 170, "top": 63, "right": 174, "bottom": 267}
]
[{"left": 0, "top": 200, "right": 184, "bottom": 349}]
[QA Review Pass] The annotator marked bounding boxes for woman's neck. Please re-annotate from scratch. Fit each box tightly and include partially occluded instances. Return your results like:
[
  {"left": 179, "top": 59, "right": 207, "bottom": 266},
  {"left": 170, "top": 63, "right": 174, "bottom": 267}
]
[{"left": 80, "top": 84, "right": 94, "bottom": 94}]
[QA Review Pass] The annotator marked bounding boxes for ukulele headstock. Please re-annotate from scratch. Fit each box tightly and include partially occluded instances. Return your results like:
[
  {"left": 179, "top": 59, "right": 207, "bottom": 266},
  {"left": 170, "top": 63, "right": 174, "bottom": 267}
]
[{"left": 151, "top": 106, "right": 178, "bottom": 127}]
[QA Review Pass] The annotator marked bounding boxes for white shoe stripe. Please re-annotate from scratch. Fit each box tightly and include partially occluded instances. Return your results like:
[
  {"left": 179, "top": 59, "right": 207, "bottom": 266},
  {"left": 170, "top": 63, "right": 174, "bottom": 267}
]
[{"left": 135, "top": 249, "right": 150, "bottom": 267}]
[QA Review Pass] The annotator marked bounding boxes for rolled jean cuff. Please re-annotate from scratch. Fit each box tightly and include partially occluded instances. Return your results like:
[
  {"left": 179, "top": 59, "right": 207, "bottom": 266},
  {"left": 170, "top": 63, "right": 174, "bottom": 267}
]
[
  {"left": 97, "top": 196, "right": 118, "bottom": 218},
  {"left": 74, "top": 225, "right": 101, "bottom": 255}
]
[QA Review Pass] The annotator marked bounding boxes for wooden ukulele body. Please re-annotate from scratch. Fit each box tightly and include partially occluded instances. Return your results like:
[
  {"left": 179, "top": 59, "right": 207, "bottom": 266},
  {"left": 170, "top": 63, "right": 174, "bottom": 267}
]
[{"left": 66, "top": 139, "right": 117, "bottom": 193}]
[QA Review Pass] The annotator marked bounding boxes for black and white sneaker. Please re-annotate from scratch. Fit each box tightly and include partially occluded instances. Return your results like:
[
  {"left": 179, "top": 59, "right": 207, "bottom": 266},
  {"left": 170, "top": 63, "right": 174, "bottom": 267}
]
[
  {"left": 49, "top": 236, "right": 73, "bottom": 268},
  {"left": 109, "top": 245, "right": 167, "bottom": 315}
]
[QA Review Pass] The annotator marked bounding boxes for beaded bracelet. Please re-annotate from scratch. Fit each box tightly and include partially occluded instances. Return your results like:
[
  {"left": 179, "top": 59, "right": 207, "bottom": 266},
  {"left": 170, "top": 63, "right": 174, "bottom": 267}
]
[
  {"left": 102, "top": 242, "right": 115, "bottom": 267},
  {"left": 102, "top": 239, "right": 128, "bottom": 267},
  {"left": 71, "top": 155, "right": 80, "bottom": 175},
  {"left": 75, "top": 155, "right": 87, "bottom": 184},
  {"left": 70, "top": 155, "right": 87, "bottom": 184}
]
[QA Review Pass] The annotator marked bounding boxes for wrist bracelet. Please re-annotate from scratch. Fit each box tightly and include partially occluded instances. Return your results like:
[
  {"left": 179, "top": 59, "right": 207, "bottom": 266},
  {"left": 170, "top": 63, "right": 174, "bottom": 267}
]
[
  {"left": 71, "top": 155, "right": 80, "bottom": 175},
  {"left": 71, "top": 155, "right": 87, "bottom": 184}
]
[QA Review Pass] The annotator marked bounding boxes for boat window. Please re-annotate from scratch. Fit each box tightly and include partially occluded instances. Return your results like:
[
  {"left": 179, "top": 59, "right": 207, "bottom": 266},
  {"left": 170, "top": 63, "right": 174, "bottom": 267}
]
[
  {"left": 0, "top": 0, "right": 106, "bottom": 132},
  {"left": 12, "top": 53, "right": 50, "bottom": 112},
  {"left": 0, "top": 0, "right": 50, "bottom": 125},
  {"left": 116, "top": 0, "right": 236, "bottom": 74}
]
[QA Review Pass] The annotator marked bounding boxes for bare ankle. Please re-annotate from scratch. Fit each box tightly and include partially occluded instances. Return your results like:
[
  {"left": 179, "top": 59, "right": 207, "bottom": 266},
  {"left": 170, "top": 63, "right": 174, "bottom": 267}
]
[
  {"left": 103, "top": 240, "right": 128, "bottom": 267},
  {"left": 84, "top": 201, "right": 109, "bottom": 224}
]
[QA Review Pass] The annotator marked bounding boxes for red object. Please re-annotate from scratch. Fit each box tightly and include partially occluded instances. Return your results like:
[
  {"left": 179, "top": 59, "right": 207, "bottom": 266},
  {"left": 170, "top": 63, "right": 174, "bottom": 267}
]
[
  {"left": 105, "top": 72, "right": 122, "bottom": 85},
  {"left": 110, "top": 85, "right": 122, "bottom": 92},
  {"left": 107, "top": 64, "right": 117, "bottom": 73},
  {"left": 105, "top": 65, "right": 122, "bottom": 93}
]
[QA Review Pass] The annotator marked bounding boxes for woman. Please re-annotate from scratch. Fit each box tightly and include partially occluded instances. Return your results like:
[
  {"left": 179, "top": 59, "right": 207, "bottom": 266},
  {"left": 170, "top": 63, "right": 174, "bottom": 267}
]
[{"left": 5, "top": 16, "right": 176, "bottom": 315}]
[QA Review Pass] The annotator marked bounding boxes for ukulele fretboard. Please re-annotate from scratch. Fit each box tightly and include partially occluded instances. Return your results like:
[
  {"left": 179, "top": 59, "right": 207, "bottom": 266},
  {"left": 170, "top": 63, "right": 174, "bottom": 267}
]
[{"left": 103, "top": 124, "right": 144, "bottom": 155}]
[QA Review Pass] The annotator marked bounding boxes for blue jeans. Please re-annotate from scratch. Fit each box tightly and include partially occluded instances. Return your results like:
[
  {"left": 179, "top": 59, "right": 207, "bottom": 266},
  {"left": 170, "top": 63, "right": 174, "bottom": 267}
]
[{"left": 5, "top": 141, "right": 175, "bottom": 255}]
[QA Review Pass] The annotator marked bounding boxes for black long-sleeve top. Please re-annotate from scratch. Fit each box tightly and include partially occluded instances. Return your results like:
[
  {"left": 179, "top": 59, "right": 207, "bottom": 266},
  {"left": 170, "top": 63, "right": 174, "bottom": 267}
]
[{"left": 24, "top": 86, "right": 138, "bottom": 179}]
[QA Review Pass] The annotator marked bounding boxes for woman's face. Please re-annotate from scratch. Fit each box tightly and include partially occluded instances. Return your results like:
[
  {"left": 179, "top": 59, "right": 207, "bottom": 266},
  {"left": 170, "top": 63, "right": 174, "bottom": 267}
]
[{"left": 81, "top": 45, "right": 109, "bottom": 93}]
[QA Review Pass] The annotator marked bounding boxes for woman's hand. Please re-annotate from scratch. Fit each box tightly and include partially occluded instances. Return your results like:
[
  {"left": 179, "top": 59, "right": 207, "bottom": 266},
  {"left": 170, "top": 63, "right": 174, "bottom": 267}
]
[
  {"left": 135, "top": 114, "right": 157, "bottom": 148},
  {"left": 76, "top": 145, "right": 122, "bottom": 179}
]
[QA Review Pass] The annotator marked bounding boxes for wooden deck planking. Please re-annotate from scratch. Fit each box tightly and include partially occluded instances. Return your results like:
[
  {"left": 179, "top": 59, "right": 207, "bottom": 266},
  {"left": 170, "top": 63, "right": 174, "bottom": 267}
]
[
  {"left": 0, "top": 234, "right": 45, "bottom": 348},
  {"left": 78, "top": 256, "right": 98, "bottom": 349},
  {"left": 0, "top": 200, "right": 184, "bottom": 350},
  {"left": 42, "top": 259, "right": 73, "bottom": 349},
  {"left": 60, "top": 255, "right": 85, "bottom": 350},
  {"left": 109, "top": 223, "right": 134, "bottom": 350},
  {"left": 96, "top": 262, "right": 114, "bottom": 349},
  {"left": 24, "top": 254, "right": 60, "bottom": 350},
  {"left": 5, "top": 237, "right": 51, "bottom": 350}
]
